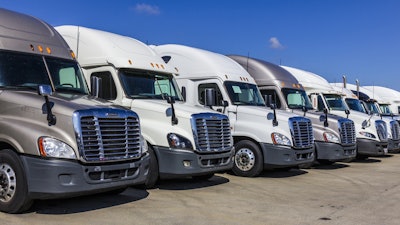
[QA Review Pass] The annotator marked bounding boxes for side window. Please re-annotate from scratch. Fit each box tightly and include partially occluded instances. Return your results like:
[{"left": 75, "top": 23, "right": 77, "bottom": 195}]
[
  {"left": 59, "top": 67, "right": 81, "bottom": 88},
  {"left": 259, "top": 89, "right": 281, "bottom": 109},
  {"left": 91, "top": 71, "right": 117, "bottom": 100},
  {"left": 198, "top": 83, "right": 223, "bottom": 106}
]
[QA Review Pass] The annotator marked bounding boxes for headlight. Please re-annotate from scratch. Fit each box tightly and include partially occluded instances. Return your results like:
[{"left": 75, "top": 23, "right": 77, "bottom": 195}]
[
  {"left": 323, "top": 132, "right": 340, "bottom": 143},
  {"left": 140, "top": 135, "right": 148, "bottom": 154},
  {"left": 359, "top": 131, "right": 376, "bottom": 139},
  {"left": 167, "top": 133, "right": 193, "bottom": 149},
  {"left": 38, "top": 137, "right": 76, "bottom": 159},
  {"left": 271, "top": 133, "right": 292, "bottom": 146}
]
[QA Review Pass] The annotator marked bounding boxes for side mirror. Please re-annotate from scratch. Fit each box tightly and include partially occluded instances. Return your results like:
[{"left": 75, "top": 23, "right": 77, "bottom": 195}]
[
  {"left": 38, "top": 85, "right": 53, "bottom": 97},
  {"left": 167, "top": 96, "right": 175, "bottom": 104},
  {"left": 204, "top": 88, "right": 216, "bottom": 107},
  {"left": 91, "top": 76, "right": 102, "bottom": 98},
  {"left": 221, "top": 100, "right": 228, "bottom": 107},
  {"left": 38, "top": 84, "right": 56, "bottom": 126},
  {"left": 181, "top": 86, "right": 186, "bottom": 101}
]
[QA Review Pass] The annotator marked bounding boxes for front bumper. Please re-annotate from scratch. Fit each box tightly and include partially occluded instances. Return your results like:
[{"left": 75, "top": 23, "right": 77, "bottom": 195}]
[
  {"left": 260, "top": 143, "right": 314, "bottom": 168},
  {"left": 357, "top": 138, "right": 388, "bottom": 156},
  {"left": 154, "top": 146, "right": 234, "bottom": 179},
  {"left": 21, "top": 153, "right": 150, "bottom": 199},
  {"left": 314, "top": 141, "right": 356, "bottom": 162},
  {"left": 388, "top": 138, "right": 400, "bottom": 153}
]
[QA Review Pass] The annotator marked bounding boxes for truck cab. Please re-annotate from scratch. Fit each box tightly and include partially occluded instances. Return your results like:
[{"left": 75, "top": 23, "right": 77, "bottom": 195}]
[
  {"left": 363, "top": 86, "right": 400, "bottom": 115},
  {"left": 282, "top": 66, "right": 388, "bottom": 158},
  {"left": 0, "top": 9, "right": 149, "bottom": 213},
  {"left": 56, "top": 26, "right": 234, "bottom": 188},
  {"left": 229, "top": 55, "right": 356, "bottom": 165},
  {"left": 331, "top": 83, "right": 400, "bottom": 153},
  {"left": 153, "top": 44, "right": 315, "bottom": 177}
]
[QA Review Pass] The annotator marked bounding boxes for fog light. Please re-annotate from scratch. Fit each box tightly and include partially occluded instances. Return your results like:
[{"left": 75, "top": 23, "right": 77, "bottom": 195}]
[{"left": 183, "top": 160, "right": 191, "bottom": 167}]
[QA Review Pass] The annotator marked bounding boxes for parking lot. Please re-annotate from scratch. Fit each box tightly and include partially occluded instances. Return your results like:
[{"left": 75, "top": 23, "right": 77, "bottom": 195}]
[{"left": 2, "top": 154, "right": 400, "bottom": 225}]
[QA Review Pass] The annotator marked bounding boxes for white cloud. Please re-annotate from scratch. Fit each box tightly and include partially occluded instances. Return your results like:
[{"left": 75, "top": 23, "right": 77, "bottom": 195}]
[
  {"left": 269, "top": 37, "right": 284, "bottom": 49},
  {"left": 134, "top": 3, "right": 160, "bottom": 15}
]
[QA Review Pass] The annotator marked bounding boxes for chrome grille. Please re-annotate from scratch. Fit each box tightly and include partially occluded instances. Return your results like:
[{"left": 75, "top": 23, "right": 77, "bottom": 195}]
[
  {"left": 192, "top": 113, "right": 232, "bottom": 152},
  {"left": 338, "top": 118, "right": 356, "bottom": 144},
  {"left": 73, "top": 109, "right": 141, "bottom": 162},
  {"left": 289, "top": 117, "right": 314, "bottom": 149},
  {"left": 390, "top": 121, "right": 400, "bottom": 140},
  {"left": 375, "top": 120, "right": 388, "bottom": 141}
]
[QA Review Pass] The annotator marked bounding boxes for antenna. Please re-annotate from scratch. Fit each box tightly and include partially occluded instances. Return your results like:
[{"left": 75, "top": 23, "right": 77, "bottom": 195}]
[
  {"left": 76, "top": 26, "right": 80, "bottom": 59},
  {"left": 246, "top": 52, "right": 250, "bottom": 71}
]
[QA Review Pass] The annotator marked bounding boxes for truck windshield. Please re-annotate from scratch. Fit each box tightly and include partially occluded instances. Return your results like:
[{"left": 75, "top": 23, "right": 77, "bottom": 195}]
[
  {"left": 224, "top": 81, "right": 265, "bottom": 106},
  {"left": 364, "top": 102, "right": 380, "bottom": 114},
  {"left": 323, "top": 94, "right": 348, "bottom": 111},
  {"left": 0, "top": 51, "right": 88, "bottom": 94},
  {"left": 46, "top": 57, "right": 89, "bottom": 95},
  {"left": 118, "top": 69, "right": 183, "bottom": 101},
  {"left": 345, "top": 98, "right": 367, "bottom": 113},
  {"left": 282, "top": 88, "right": 313, "bottom": 110},
  {"left": 379, "top": 104, "right": 393, "bottom": 115}
]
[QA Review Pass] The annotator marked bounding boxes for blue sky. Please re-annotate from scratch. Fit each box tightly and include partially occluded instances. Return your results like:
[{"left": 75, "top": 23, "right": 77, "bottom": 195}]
[{"left": 2, "top": 0, "right": 400, "bottom": 91}]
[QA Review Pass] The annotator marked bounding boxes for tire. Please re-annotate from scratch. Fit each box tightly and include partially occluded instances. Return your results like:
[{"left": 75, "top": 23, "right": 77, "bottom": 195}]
[
  {"left": 232, "top": 140, "right": 263, "bottom": 177},
  {"left": 192, "top": 173, "right": 214, "bottom": 181},
  {"left": 144, "top": 145, "right": 159, "bottom": 189},
  {"left": 0, "top": 149, "right": 33, "bottom": 213}
]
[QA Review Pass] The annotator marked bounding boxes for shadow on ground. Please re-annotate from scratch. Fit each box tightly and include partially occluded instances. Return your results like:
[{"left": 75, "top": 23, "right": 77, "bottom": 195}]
[
  {"left": 29, "top": 188, "right": 149, "bottom": 215},
  {"left": 156, "top": 174, "right": 229, "bottom": 191}
]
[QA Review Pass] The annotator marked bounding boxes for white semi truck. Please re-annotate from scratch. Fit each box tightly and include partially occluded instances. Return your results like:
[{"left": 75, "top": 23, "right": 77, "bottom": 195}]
[
  {"left": 56, "top": 26, "right": 234, "bottom": 187},
  {"left": 282, "top": 66, "right": 388, "bottom": 158},
  {"left": 229, "top": 56, "right": 356, "bottom": 165},
  {"left": 0, "top": 9, "right": 150, "bottom": 213},
  {"left": 363, "top": 86, "right": 400, "bottom": 115},
  {"left": 330, "top": 83, "right": 400, "bottom": 153},
  {"left": 153, "top": 44, "right": 315, "bottom": 177}
]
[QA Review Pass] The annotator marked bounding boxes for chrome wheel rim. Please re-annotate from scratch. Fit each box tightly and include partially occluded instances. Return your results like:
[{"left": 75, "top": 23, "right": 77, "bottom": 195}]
[
  {"left": 235, "top": 148, "right": 255, "bottom": 171},
  {"left": 0, "top": 163, "right": 16, "bottom": 203}
]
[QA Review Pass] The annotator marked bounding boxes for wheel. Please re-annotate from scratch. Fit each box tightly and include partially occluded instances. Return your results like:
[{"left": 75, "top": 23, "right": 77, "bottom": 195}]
[
  {"left": 144, "top": 145, "right": 159, "bottom": 189},
  {"left": 232, "top": 140, "right": 263, "bottom": 177},
  {"left": 0, "top": 149, "right": 33, "bottom": 213},
  {"left": 192, "top": 173, "right": 214, "bottom": 181}
]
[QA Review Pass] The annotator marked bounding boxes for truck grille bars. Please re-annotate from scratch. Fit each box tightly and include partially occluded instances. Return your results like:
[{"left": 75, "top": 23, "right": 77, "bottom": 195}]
[
  {"left": 192, "top": 113, "right": 232, "bottom": 153},
  {"left": 74, "top": 109, "right": 142, "bottom": 162},
  {"left": 289, "top": 117, "right": 314, "bottom": 149},
  {"left": 338, "top": 119, "right": 356, "bottom": 144},
  {"left": 391, "top": 121, "right": 400, "bottom": 140},
  {"left": 376, "top": 120, "right": 388, "bottom": 141}
]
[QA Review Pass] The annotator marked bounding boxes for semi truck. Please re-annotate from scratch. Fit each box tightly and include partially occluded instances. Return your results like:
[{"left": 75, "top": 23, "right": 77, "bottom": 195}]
[
  {"left": 56, "top": 26, "right": 234, "bottom": 187},
  {"left": 153, "top": 44, "right": 315, "bottom": 177},
  {"left": 282, "top": 66, "right": 388, "bottom": 158},
  {"left": 330, "top": 83, "right": 400, "bottom": 153},
  {"left": 0, "top": 9, "right": 150, "bottom": 213},
  {"left": 229, "top": 56, "right": 356, "bottom": 165},
  {"left": 363, "top": 86, "right": 400, "bottom": 115}
]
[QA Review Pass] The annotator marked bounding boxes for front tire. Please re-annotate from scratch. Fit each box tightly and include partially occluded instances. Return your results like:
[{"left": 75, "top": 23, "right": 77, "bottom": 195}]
[
  {"left": 232, "top": 140, "right": 263, "bottom": 177},
  {"left": 0, "top": 149, "right": 32, "bottom": 213},
  {"left": 144, "top": 145, "right": 159, "bottom": 189}
]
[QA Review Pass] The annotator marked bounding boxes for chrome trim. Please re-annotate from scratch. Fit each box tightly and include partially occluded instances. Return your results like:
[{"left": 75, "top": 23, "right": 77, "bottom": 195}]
[
  {"left": 191, "top": 113, "right": 232, "bottom": 153},
  {"left": 73, "top": 108, "right": 141, "bottom": 162},
  {"left": 338, "top": 118, "right": 356, "bottom": 144},
  {"left": 288, "top": 117, "right": 314, "bottom": 149}
]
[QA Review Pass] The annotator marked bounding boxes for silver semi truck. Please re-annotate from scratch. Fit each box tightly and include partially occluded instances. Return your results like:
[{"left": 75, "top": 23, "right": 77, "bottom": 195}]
[
  {"left": 0, "top": 8, "right": 149, "bottom": 213},
  {"left": 229, "top": 56, "right": 357, "bottom": 165}
]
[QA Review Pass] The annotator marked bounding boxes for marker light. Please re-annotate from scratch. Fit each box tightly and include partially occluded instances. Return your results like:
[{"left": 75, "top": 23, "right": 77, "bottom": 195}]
[
  {"left": 38, "top": 45, "right": 43, "bottom": 53},
  {"left": 46, "top": 47, "right": 51, "bottom": 54}
]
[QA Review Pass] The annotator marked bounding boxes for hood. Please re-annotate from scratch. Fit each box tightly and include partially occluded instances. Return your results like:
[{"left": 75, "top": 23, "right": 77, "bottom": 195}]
[
  {"left": 130, "top": 99, "right": 219, "bottom": 120},
  {"left": 0, "top": 90, "right": 120, "bottom": 117}
]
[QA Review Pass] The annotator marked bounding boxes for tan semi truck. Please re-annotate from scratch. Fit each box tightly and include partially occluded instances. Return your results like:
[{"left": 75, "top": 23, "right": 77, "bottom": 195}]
[{"left": 0, "top": 8, "right": 149, "bottom": 213}]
